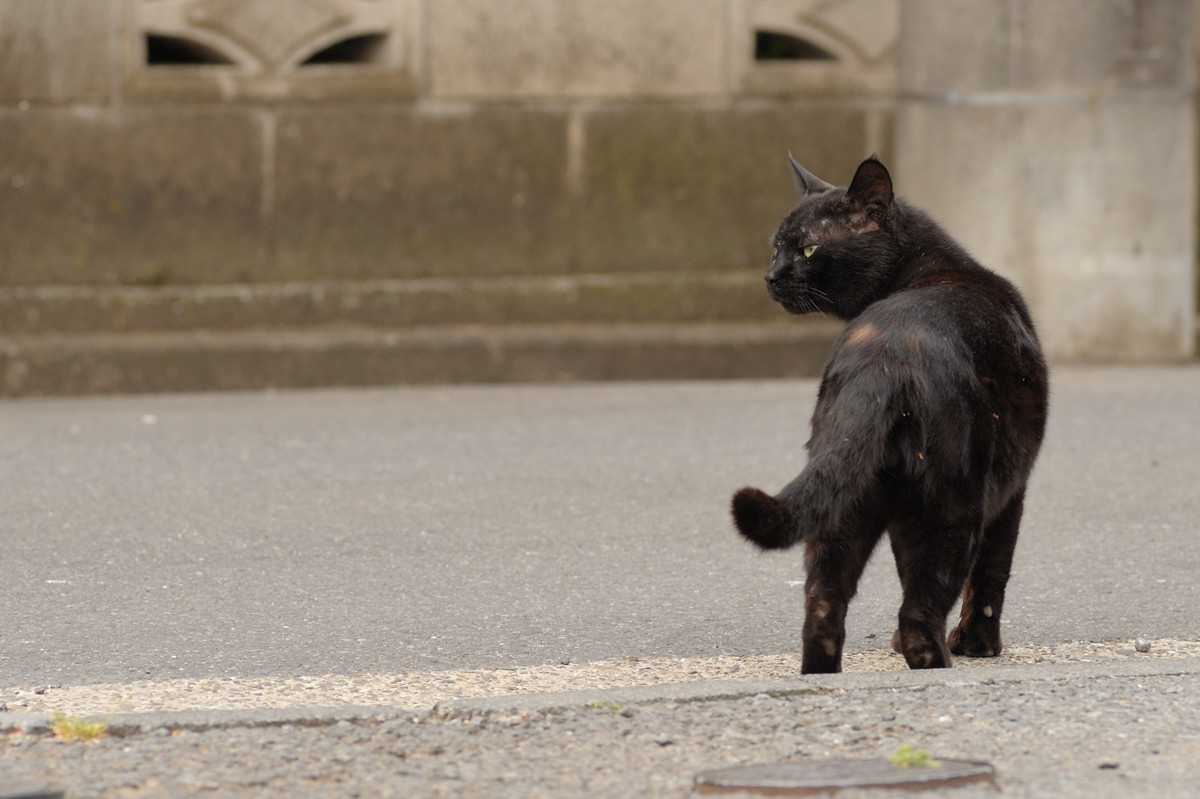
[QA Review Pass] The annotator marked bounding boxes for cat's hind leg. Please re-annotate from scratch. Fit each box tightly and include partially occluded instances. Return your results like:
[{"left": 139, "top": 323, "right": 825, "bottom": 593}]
[
  {"left": 948, "top": 492, "right": 1025, "bottom": 658},
  {"left": 889, "top": 516, "right": 980, "bottom": 669},
  {"left": 800, "top": 527, "right": 881, "bottom": 673}
]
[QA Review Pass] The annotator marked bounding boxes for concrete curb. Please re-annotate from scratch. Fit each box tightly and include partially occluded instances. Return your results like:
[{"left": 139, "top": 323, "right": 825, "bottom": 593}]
[
  {"left": 434, "top": 656, "right": 1200, "bottom": 717},
  {"left": 6, "top": 657, "right": 1198, "bottom": 736},
  {"left": 2, "top": 705, "right": 415, "bottom": 737}
]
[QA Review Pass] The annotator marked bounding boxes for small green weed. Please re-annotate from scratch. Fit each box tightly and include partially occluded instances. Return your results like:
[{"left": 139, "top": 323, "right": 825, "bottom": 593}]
[
  {"left": 48, "top": 712, "right": 108, "bottom": 742},
  {"left": 889, "top": 744, "right": 938, "bottom": 769},
  {"left": 590, "top": 702, "right": 622, "bottom": 711}
]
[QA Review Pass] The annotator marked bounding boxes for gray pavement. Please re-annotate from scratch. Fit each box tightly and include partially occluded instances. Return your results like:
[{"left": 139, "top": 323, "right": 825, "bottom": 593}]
[{"left": 3, "top": 365, "right": 1200, "bottom": 796}]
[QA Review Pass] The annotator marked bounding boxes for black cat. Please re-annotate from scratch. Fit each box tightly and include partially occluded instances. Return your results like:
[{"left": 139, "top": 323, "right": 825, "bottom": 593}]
[{"left": 732, "top": 155, "right": 1048, "bottom": 673}]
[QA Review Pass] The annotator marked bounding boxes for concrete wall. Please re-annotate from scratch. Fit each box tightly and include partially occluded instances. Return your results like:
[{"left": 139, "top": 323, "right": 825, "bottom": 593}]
[
  {"left": 0, "top": 0, "right": 899, "bottom": 394},
  {"left": 0, "top": 0, "right": 1194, "bottom": 394},
  {"left": 896, "top": 0, "right": 1197, "bottom": 362},
  {"left": 0, "top": 0, "right": 896, "bottom": 289}
]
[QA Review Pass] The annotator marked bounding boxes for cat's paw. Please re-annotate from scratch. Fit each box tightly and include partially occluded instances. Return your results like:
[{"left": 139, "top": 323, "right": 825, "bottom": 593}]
[
  {"left": 731, "top": 487, "right": 799, "bottom": 550},
  {"left": 894, "top": 627, "right": 952, "bottom": 669},
  {"left": 948, "top": 625, "right": 1001, "bottom": 658}
]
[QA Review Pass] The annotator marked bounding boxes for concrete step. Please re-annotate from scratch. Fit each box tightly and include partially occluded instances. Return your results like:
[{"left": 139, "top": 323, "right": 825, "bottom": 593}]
[
  {"left": 0, "top": 272, "right": 778, "bottom": 335},
  {"left": 0, "top": 321, "right": 841, "bottom": 397}
]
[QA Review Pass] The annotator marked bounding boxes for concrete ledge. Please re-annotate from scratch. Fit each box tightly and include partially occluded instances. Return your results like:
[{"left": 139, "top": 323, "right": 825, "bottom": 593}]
[
  {"left": 0, "top": 320, "right": 839, "bottom": 396},
  {"left": 0, "top": 273, "right": 779, "bottom": 335}
]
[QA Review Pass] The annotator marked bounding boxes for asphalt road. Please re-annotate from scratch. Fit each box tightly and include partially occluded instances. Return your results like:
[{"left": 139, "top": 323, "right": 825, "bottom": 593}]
[{"left": 3, "top": 366, "right": 1199, "bottom": 687}]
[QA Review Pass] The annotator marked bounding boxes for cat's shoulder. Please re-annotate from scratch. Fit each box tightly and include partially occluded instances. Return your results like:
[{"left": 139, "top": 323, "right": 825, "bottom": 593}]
[
  {"left": 835, "top": 273, "right": 1026, "bottom": 361},
  {"left": 836, "top": 298, "right": 971, "bottom": 360}
]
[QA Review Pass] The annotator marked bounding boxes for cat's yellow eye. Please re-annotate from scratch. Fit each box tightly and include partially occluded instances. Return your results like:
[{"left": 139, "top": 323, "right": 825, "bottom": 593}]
[{"left": 802, "top": 244, "right": 819, "bottom": 258}]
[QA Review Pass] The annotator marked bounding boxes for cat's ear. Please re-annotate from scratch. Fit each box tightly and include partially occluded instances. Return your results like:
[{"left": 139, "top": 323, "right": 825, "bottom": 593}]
[
  {"left": 789, "top": 153, "right": 834, "bottom": 197},
  {"left": 845, "top": 156, "right": 893, "bottom": 221}
]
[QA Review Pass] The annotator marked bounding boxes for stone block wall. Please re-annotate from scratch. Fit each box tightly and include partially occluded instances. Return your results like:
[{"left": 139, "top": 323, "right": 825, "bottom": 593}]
[
  {"left": 2, "top": 0, "right": 897, "bottom": 287},
  {"left": 1, "top": 0, "right": 898, "bottom": 393}
]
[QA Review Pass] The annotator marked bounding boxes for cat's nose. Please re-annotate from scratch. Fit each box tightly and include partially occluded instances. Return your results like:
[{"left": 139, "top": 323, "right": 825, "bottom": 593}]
[{"left": 765, "top": 266, "right": 782, "bottom": 285}]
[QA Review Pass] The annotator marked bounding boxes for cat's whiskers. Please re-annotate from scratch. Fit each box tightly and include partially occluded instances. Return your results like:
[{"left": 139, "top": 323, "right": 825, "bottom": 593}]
[{"left": 801, "top": 287, "right": 833, "bottom": 315}]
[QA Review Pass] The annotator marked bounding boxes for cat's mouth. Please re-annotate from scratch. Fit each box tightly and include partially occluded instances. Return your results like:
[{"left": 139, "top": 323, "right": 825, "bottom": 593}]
[{"left": 766, "top": 281, "right": 825, "bottom": 315}]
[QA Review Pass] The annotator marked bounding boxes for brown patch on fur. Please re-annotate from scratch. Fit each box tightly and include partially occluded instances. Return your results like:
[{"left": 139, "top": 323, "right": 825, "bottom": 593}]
[{"left": 844, "top": 322, "right": 879, "bottom": 348}]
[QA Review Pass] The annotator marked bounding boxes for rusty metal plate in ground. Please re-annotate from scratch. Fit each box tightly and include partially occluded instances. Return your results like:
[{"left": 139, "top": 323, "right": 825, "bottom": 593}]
[{"left": 695, "top": 759, "right": 996, "bottom": 795}]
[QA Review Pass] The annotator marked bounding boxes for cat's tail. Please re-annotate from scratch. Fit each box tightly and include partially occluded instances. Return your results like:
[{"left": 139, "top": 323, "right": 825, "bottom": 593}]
[
  {"left": 731, "top": 487, "right": 802, "bottom": 550},
  {"left": 731, "top": 368, "right": 908, "bottom": 551}
]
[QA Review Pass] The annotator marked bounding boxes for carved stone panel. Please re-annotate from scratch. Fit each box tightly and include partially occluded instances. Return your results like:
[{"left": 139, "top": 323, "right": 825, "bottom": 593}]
[
  {"left": 128, "top": 0, "right": 419, "bottom": 99},
  {"left": 739, "top": 0, "right": 899, "bottom": 94}
]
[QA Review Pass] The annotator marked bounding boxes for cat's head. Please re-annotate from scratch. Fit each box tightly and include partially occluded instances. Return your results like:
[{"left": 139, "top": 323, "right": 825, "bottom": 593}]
[{"left": 765, "top": 155, "right": 900, "bottom": 320}]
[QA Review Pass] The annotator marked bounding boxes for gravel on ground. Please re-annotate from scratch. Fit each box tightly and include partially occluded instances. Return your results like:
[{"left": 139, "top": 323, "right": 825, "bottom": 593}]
[{"left": 5, "top": 638, "right": 1197, "bottom": 718}]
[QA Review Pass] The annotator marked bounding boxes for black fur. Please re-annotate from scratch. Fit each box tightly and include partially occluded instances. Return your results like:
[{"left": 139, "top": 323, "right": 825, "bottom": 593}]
[{"left": 732, "top": 156, "right": 1048, "bottom": 674}]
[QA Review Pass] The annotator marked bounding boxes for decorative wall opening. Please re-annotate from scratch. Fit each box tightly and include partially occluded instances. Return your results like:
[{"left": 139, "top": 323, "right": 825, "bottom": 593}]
[
  {"left": 754, "top": 30, "right": 836, "bottom": 62},
  {"left": 145, "top": 34, "right": 235, "bottom": 66},
  {"left": 130, "top": 0, "right": 415, "bottom": 97},
  {"left": 742, "top": 0, "right": 898, "bottom": 95},
  {"left": 300, "top": 33, "right": 389, "bottom": 66}
]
